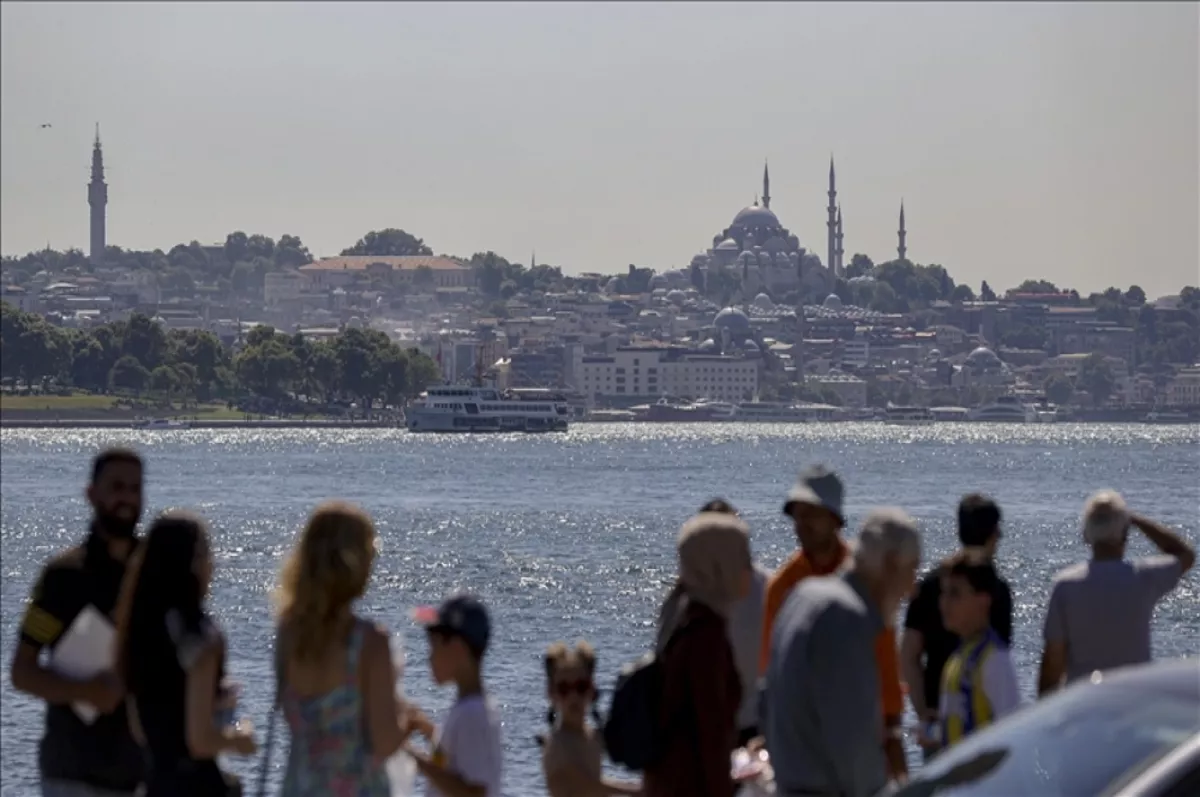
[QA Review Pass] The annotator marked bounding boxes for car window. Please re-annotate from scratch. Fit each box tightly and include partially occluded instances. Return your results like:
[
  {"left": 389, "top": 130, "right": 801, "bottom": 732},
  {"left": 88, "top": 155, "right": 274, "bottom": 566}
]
[{"left": 893, "top": 685, "right": 1200, "bottom": 797}]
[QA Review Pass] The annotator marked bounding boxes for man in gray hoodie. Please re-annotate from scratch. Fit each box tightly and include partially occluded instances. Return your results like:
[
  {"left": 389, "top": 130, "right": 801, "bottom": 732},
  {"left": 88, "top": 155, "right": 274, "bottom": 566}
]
[{"left": 763, "top": 508, "right": 922, "bottom": 797}]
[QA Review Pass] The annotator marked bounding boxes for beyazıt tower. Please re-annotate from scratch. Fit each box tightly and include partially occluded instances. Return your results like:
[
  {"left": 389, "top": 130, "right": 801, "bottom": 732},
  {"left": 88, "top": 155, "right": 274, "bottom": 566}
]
[{"left": 88, "top": 124, "right": 107, "bottom": 265}]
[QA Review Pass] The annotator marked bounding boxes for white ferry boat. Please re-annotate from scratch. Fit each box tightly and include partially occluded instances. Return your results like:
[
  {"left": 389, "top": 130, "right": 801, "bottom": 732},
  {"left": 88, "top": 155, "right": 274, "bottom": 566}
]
[
  {"left": 884, "top": 406, "right": 935, "bottom": 425},
  {"left": 1142, "top": 410, "right": 1191, "bottom": 424},
  {"left": 405, "top": 386, "right": 569, "bottom": 433},
  {"left": 724, "top": 401, "right": 811, "bottom": 424},
  {"left": 132, "top": 418, "right": 191, "bottom": 430},
  {"left": 969, "top": 395, "right": 1033, "bottom": 423}
]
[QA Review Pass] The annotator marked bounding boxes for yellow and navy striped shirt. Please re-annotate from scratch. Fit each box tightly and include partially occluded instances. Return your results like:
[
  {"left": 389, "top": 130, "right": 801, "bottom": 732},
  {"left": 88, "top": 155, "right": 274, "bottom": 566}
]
[{"left": 938, "top": 628, "right": 1020, "bottom": 748}]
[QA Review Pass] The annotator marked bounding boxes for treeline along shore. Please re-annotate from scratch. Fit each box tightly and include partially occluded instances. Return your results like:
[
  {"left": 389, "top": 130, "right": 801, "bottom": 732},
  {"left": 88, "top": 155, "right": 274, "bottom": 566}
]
[{"left": 1, "top": 303, "right": 440, "bottom": 422}]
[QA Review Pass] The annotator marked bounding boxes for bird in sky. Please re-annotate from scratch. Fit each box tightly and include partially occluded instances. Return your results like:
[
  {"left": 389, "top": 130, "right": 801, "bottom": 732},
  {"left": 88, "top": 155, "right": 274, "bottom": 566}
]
[{"left": 39, "top": 123, "right": 52, "bottom": 129}]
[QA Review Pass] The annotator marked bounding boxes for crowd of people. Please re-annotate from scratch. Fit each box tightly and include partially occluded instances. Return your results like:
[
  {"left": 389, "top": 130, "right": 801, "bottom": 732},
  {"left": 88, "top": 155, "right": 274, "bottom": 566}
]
[{"left": 9, "top": 448, "right": 1195, "bottom": 797}]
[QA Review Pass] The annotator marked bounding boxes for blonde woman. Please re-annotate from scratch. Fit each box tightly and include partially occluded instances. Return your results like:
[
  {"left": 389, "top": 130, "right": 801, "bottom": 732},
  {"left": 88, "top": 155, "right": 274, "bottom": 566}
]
[{"left": 274, "top": 501, "right": 414, "bottom": 796}]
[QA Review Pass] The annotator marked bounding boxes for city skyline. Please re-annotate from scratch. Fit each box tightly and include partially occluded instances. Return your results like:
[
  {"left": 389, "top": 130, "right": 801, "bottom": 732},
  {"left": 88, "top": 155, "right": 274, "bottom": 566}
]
[{"left": 2, "top": 3, "right": 1196, "bottom": 296}]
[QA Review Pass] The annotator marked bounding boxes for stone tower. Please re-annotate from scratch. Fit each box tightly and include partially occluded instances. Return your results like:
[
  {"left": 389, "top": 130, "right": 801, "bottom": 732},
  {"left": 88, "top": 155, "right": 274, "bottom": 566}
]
[
  {"left": 826, "top": 156, "right": 838, "bottom": 277},
  {"left": 88, "top": 124, "right": 107, "bottom": 265},
  {"left": 897, "top": 200, "right": 908, "bottom": 262}
]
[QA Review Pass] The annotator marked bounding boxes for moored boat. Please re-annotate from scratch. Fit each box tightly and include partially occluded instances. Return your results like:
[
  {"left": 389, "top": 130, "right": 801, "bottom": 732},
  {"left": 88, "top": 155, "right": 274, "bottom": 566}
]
[{"left": 405, "top": 386, "right": 570, "bottom": 433}]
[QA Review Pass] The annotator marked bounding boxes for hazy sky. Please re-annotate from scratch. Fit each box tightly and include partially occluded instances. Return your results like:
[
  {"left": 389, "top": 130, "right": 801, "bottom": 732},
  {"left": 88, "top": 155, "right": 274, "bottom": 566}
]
[{"left": 2, "top": 2, "right": 1197, "bottom": 296}]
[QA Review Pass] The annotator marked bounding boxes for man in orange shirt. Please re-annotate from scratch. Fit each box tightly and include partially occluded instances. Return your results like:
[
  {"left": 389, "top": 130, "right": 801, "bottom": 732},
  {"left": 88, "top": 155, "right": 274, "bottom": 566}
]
[{"left": 759, "top": 465, "right": 908, "bottom": 781}]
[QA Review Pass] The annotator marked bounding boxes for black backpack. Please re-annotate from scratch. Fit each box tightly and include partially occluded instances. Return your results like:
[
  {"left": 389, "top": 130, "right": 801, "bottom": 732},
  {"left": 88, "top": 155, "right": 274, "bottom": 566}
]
[{"left": 602, "top": 625, "right": 690, "bottom": 772}]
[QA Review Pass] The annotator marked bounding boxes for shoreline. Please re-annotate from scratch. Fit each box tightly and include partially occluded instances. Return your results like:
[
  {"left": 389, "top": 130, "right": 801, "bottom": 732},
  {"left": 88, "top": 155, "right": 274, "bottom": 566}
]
[{"left": 0, "top": 418, "right": 399, "bottom": 429}]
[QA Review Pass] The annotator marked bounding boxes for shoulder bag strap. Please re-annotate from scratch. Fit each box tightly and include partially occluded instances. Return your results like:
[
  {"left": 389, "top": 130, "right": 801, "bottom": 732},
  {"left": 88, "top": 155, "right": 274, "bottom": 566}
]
[{"left": 255, "top": 628, "right": 285, "bottom": 797}]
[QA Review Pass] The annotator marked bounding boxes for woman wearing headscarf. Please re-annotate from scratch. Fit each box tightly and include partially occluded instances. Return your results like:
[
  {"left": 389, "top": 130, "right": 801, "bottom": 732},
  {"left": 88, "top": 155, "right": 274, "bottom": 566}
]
[{"left": 643, "top": 512, "right": 753, "bottom": 797}]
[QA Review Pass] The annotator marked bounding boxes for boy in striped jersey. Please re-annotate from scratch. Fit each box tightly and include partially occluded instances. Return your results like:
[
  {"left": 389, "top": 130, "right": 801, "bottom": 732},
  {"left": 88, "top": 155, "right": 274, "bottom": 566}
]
[{"left": 935, "top": 549, "right": 1020, "bottom": 750}]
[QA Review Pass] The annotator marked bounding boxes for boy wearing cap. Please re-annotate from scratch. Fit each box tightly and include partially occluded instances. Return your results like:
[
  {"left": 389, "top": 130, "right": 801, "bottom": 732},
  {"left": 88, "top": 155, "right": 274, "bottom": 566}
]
[{"left": 409, "top": 594, "right": 503, "bottom": 797}]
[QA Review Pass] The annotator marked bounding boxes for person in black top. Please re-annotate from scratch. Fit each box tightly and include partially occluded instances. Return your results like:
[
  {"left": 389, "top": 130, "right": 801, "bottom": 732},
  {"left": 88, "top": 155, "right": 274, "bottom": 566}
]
[
  {"left": 114, "top": 510, "right": 257, "bottom": 797},
  {"left": 900, "top": 493, "right": 1013, "bottom": 760},
  {"left": 9, "top": 447, "right": 146, "bottom": 797}
]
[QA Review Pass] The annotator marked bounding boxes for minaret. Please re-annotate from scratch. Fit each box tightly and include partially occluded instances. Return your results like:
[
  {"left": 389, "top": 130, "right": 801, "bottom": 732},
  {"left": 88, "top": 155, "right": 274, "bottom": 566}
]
[
  {"left": 531, "top": 249, "right": 537, "bottom": 269},
  {"left": 762, "top": 160, "right": 771, "bottom": 209},
  {"left": 826, "top": 156, "right": 837, "bottom": 275},
  {"left": 88, "top": 124, "right": 108, "bottom": 265},
  {"left": 835, "top": 205, "right": 845, "bottom": 276},
  {"left": 897, "top": 200, "right": 908, "bottom": 262}
]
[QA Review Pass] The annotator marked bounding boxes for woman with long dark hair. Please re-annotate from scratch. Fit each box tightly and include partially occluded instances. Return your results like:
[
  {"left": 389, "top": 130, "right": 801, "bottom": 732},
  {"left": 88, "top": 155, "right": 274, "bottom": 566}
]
[{"left": 114, "top": 510, "right": 256, "bottom": 796}]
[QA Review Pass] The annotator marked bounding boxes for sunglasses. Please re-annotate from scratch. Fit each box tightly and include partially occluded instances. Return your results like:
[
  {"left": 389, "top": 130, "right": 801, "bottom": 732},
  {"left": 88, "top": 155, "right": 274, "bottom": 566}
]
[{"left": 554, "top": 679, "right": 593, "bottom": 698}]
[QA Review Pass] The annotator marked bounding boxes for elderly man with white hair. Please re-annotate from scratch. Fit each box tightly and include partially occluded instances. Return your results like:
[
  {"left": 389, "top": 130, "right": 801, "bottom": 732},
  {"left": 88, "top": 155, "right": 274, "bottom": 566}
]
[
  {"left": 762, "top": 507, "right": 921, "bottom": 797},
  {"left": 1037, "top": 490, "right": 1195, "bottom": 696}
]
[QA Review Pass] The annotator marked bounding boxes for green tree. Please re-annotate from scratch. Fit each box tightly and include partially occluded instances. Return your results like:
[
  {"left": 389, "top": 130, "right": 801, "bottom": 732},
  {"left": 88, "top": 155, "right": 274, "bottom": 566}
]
[
  {"left": 274, "top": 234, "right": 312, "bottom": 267},
  {"left": 150, "top": 365, "right": 178, "bottom": 397},
  {"left": 951, "top": 284, "right": 976, "bottom": 303},
  {"left": 470, "top": 251, "right": 511, "bottom": 297},
  {"left": 404, "top": 348, "right": 441, "bottom": 398},
  {"left": 844, "top": 253, "right": 875, "bottom": 280},
  {"left": 979, "top": 281, "right": 997, "bottom": 301},
  {"left": 1044, "top": 374, "right": 1075, "bottom": 405},
  {"left": 341, "top": 228, "right": 432, "bottom": 257},
  {"left": 1014, "top": 279, "right": 1059, "bottom": 294},
  {"left": 123, "top": 313, "right": 168, "bottom": 371},
  {"left": 1078, "top": 353, "right": 1115, "bottom": 406},
  {"left": 234, "top": 338, "right": 300, "bottom": 400},
  {"left": 109, "top": 356, "right": 150, "bottom": 395},
  {"left": 1125, "top": 285, "right": 1146, "bottom": 305}
]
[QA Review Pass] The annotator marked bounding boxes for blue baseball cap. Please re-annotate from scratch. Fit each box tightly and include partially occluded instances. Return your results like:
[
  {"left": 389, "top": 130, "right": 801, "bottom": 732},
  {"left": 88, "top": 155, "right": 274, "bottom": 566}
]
[{"left": 412, "top": 593, "right": 491, "bottom": 655}]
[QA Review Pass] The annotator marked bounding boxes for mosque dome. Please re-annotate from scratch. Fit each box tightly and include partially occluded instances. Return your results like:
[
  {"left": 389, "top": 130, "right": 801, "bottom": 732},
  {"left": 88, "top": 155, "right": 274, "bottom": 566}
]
[
  {"left": 966, "top": 346, "right": 1002, "bottom": 368},
  {"left": 666, "top": 289, "right": 687, "bottom": 304},
  {"left": 714, "top": 306, "right": 751, "bottom": 333},
  {"left": 649, "top": 274, "right": 669, "bottom": 289},
  {"left": 715, "top": 237, "right": 739, "bottom": 251},
  {"left": 731, "top": 205, "right": 782, "bottom": 229},
  {"left": 822, "top": 293, "right": 844, "bottom": 310},
  {"left": 753, "top": 292, "right": 774, "bottom": 309},
  {"left": 698, "top": 338, "right": 718, "bottom": 352}
]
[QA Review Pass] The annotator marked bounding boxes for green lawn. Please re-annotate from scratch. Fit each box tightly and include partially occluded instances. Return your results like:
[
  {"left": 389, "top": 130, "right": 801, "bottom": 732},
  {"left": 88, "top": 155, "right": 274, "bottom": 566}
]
[
  {"left": 0, "top": 393, "right": 119, "bottom": 410},
  {"left": 0, "top": 393, "right": 332, "bottom": 420}
]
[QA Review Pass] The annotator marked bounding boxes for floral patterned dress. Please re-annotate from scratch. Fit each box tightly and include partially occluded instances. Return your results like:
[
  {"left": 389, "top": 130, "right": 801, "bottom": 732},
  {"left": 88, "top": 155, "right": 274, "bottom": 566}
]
[{"left": 281, "top": 620, "right": 390, "bottom": 797}]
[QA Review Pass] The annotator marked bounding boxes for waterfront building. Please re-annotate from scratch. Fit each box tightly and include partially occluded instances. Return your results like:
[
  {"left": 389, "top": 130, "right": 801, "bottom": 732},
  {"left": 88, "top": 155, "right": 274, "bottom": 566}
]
[{"left": 578, "top": 345, "right": 759, "bottom": 404}]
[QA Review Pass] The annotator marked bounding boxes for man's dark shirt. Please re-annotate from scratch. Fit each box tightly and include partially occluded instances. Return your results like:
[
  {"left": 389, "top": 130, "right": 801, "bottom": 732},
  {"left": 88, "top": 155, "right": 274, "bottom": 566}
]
[
  {"left": 902, "top": 565, "right": 1013, "bottom": 712},
  {"left": 17, "top": 529, "right": 143, "bottom": 791}
]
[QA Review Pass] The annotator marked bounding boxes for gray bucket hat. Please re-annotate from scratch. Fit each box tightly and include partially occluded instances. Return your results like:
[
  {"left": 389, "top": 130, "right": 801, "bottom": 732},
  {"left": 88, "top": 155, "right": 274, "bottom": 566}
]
[{"left": 782, "top": 464, "right": 845, "bottom": 523}]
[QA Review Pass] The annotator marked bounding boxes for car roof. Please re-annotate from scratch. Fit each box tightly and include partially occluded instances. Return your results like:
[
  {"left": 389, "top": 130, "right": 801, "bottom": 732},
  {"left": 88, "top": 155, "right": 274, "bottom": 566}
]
[{"left": 1080, "top": 658, "right": 1200, "bottom": 700}]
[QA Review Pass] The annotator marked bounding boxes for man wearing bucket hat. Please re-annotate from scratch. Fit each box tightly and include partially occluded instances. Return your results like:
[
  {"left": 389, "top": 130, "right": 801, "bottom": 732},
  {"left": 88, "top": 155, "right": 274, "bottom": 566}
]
[{"left": 757, "top": 465, "right": 908, "bottom": 781}]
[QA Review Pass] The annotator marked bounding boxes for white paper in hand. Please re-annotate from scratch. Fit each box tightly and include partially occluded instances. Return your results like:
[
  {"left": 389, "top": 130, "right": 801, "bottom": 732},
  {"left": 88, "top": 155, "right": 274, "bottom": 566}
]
[
  {"left": 386, "top": 635, "right": 416, "bottom": 797},
  {"left": 48, "top": 605, "right": 115, "bottom": 725}
]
